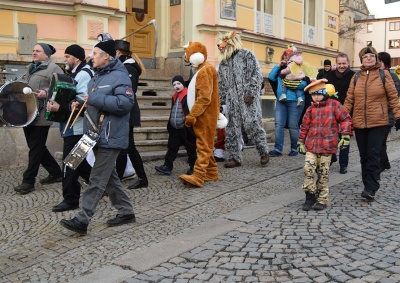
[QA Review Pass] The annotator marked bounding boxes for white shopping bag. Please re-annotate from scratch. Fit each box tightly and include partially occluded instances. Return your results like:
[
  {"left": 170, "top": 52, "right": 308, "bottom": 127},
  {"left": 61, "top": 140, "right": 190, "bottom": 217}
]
[{"left": 86, "top": 150, "right": 135, "bottom": 177}]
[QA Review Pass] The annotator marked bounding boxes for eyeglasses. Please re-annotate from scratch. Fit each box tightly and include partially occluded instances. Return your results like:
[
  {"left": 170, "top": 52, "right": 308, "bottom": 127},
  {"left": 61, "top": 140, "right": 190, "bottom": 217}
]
[{"left": 362, "top": 54, "right": 376, "bottom": 60}]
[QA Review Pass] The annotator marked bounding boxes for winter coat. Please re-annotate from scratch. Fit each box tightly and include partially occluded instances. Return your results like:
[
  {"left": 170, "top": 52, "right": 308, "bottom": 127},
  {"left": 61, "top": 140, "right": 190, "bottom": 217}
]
[
  {"left": 325, "top": 69, "right": 355, "bottom": 105},
  {"left": 84, "top": 59, "right": 134, "bottom": 150},
  {"left": 268, "top": 65, "right": 308, "bottom": 101},
  {"left": 120, "top": 56, "right": 141, "bottom": 127},
  {"left": 25, "top": 59, "right": 64, "bottom": 126},
  {"left": 344, "top": 63, "right": 400, "bottom": 129},
  {"left": 169, "top": 87, "right": 189, "bottom": 129},
  {"left": 299, "top": 98, "right": 352, "bottom": 154}
]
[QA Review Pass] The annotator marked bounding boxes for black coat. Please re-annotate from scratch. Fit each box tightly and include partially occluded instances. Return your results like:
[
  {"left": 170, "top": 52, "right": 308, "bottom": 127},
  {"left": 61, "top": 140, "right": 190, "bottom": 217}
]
[{"left": 325, "top": 69, "right": 355, "bottom": 105}]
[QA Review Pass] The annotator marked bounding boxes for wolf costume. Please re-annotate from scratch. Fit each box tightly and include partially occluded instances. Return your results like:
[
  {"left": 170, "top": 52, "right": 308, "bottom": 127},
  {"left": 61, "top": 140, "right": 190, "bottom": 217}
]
[{"left": 217, "top": 31, "right": 269, "bottom": 167}]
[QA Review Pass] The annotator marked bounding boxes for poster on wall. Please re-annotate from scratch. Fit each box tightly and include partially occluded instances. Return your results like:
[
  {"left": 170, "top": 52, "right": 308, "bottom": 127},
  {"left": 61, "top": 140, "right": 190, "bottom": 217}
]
[{"left": 221, "top": 0, "right": 236, "bottom": 20}]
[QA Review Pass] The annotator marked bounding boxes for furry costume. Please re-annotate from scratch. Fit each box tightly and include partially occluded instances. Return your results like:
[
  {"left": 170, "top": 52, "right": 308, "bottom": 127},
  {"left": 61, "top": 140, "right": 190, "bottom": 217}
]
[
  {"left": 178, "top": 42, "right": 220, "bottom": 187},
  {"left": 217, "top": 31, "right": 269, "bottom": 166}
]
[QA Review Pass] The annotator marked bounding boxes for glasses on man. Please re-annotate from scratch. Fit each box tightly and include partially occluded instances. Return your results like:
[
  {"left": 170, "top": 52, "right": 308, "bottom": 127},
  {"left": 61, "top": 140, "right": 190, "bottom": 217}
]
[{"left": 362, "top": 53, "right": 376, "bottom": 60}]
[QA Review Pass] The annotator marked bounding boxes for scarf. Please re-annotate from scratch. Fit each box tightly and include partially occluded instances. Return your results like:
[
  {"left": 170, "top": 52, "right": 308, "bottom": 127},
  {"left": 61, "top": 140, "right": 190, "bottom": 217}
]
[{"left": 335, "top": 66, "right": 351, "bottom": 79}]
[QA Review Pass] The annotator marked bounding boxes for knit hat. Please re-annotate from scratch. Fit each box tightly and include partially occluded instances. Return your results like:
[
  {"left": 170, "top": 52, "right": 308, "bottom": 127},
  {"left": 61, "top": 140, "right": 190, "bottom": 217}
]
[
  {"left": 65, "top": 44, "right": 86, "bottom": 61},
  {"left": 359, "top": 46, "right": 378, "bottom": 63},
  {"left": 37, "top": 43, "right": 56, "bottom": 57},
  {"left": 115, "top": 40, "right": 131, "bottom": 53},
  {"left": 172, "top": 75, "right": 185, "bottom": 85},
  {"left": 323, "top": 59, "right": 331, "bottom": 66},
  {"left": 95, "top": 40, "right": 116, "bottom": 57}
]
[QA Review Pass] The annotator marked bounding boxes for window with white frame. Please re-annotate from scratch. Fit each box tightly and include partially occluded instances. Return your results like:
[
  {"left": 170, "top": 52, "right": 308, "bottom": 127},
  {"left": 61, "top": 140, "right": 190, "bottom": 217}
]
[
  {"left": 303, "top": 0, "right": 316, "bottom": 44},
  {"left": 255, "top": 0, "right": 274, "bottom": 35},
  {"left": 389, "top": 21, "right": 400, "bottom": 31},
  {"left": 389, "top": 39, "right": 400, "bottom": 49},
  {"left": 367, "top": 23, "right": 373, "bottom": 32}
]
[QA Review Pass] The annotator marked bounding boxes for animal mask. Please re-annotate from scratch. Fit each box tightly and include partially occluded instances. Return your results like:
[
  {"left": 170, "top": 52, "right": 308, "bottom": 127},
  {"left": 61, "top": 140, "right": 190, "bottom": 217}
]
[
  {"left": 183, "top": 41, "right": 207, "bottom": 68},
  {"left": 217, "top": 30, "right": 243, "bottom": 61}
]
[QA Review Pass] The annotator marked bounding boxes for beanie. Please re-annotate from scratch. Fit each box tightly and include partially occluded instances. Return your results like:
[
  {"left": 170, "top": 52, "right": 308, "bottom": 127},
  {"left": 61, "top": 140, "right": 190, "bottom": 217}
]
[
  {"left": 95, "top": 40, "right": 116, "bottom": 57},
  {"left": 38, "top": 43, "right": 56, "bottom": 57},
  {"left": 65, "top": 44, "right": 86, "bottom": 61},
  {"left": 172, "top": 75, "right": 185, "bottom": 85},
  {"left": 323, "top": 59, "right": 331, "bottom": 66},
  {"left": 359, "top": 46, "right": 378, "bottom": 63}
]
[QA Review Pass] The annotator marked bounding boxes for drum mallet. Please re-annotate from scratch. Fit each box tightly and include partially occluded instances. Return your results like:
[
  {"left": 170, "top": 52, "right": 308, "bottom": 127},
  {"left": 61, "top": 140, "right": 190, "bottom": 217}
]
[
  {"left": 23, "top": 87, "right": 39, "bottom": 96},
  {"left": 63, "top": 104, "right": 76, "bottom": 134},
  {"left": 70, "top": 100, "right": 87, "bottom": 127}
]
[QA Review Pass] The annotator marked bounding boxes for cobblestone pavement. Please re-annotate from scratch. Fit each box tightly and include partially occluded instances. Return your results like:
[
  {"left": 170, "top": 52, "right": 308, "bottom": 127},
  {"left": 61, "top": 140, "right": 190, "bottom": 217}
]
[{"left": 1, "top": 132, "right": 400, "bottom": 283}]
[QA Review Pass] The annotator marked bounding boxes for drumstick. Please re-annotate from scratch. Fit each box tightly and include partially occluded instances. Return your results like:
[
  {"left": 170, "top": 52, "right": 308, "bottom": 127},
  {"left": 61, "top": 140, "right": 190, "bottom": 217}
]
[
  {"left": 23, "top": 87, "right": 40, "bottom": 96},
  {"left": 63, "top": 104, "right": 76, "bottom": 134},
  {"left": 70, "top": 100, "right": 87, "bottom": 127}
]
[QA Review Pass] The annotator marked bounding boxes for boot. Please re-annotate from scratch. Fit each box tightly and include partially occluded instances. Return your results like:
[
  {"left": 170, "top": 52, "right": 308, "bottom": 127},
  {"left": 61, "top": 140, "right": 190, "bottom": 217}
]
[{"left": 302, "top": 192, "right": 316, "bottom": 211}]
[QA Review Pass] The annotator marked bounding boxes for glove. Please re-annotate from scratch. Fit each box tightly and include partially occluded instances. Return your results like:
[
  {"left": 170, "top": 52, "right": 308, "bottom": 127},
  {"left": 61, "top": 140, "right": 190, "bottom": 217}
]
[
  {"left": 184, "top": 115, "right": 196, "bottom": 127},
  {"left": 338, "top": 135, "right": 350, "bottom": 150},
  {"left": 396, "top": 119, "right": 400, "bottom": 131},
  {"left": 297, "top": 141, "right": 306, "bottom": 155},
  {"left": 244, "top": 95, "right": 254, "bottom": 105}
]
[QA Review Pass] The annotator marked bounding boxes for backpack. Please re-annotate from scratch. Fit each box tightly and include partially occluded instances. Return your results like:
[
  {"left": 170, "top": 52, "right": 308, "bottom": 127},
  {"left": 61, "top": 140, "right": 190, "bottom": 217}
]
[{"left": 353, "top": 69, "right": 385, "bottom": 87}]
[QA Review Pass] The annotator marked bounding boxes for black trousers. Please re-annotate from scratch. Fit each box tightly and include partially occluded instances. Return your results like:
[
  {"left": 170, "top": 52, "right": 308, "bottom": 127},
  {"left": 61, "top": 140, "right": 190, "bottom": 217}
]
[
  {"left": 116, "top": 126, "right": 147, "bottom": 180},
  {"left": 354, "top": 126, "right": 387, "bottom": 192},
  {"left": 62, "top": 135, "right": 92, "bottom": 205},
  {"left": 164, "top": 124, "right": 197, "bottom": 170},
  {"left": 379, "top": 126, "right": 392, "bottom": 172},
  {"left": 22, "top": 125, "right": 62, "bottom": 184}
]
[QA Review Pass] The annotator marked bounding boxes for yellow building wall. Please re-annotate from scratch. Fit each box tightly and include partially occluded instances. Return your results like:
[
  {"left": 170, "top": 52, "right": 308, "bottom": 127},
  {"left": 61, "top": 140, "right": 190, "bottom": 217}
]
[
  {"left": 325, "top": 0, "right": 339, "bottom": 13},
  {"left": 285, "top": 0, "right": 303, "bottom": 23},
  {"left": 37, "top": 14, "right": 76, "bottom": 41},
  {"left": 18, "top": 12, "right": 36, "bottom": 24},
  {"left": 237, "top": 7, "right": 254, "bottom": 30},
  {"left": 0, "top": 11, "right": 13, "bottom": 36},
  {"left": 284, "top": 21, "right": 303, "bottom": 42},
  {"left": 238, "top": 0, "right": 254, "bottom": 8},
  {"left": 108, "top": 0, "right": 119, "bottom": 9}
]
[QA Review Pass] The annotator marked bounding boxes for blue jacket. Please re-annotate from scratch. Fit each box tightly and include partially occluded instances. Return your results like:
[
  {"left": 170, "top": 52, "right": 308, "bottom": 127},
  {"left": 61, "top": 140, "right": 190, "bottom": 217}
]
[
  {"left": 268, "top": 65, "right": 307, "bottom": 101},
  {"left": 84, "top": 59, "right": 134, "bottom": 149}
]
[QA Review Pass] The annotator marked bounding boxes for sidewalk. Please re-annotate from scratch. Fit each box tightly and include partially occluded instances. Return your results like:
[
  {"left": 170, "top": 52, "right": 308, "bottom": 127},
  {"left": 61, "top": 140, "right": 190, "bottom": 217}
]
[{"left": 1, "top": 132, "right": 400, "bottom": 283}]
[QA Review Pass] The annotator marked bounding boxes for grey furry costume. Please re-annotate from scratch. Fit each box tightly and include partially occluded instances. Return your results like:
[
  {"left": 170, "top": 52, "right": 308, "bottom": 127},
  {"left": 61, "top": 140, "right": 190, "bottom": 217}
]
[{"left": 218, "top": 49, "right": 269, "bottom": 162}]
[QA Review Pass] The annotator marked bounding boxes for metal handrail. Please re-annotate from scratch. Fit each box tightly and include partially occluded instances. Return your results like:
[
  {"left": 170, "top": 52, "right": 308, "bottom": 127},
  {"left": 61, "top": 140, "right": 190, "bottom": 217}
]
[{"left": 121, "top": 19, "right": 158, "bottom": 69}]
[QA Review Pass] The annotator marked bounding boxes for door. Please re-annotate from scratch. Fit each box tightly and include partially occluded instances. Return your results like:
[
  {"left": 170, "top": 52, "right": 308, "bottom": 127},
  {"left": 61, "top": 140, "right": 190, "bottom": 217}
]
[{"left": 126, "top": 0, "right": 156, "bottom": 59}]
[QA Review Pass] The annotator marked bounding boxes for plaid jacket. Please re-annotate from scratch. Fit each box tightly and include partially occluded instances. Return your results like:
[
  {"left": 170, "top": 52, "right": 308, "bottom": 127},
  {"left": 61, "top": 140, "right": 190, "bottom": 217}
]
[{"left": 299, "top": 98, "right": 352, "bottom": 154}]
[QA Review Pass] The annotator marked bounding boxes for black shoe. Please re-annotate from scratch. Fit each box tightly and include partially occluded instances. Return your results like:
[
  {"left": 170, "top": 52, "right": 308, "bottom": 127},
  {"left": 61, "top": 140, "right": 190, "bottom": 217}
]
[
  {"left": 214, "top": 156, "right": 225, "bottom": 162},
  {"left": 52, "top": 201, "right": 79, "bottom": 212},
  {"left": 361, "top": 189, "right": 375, "bottom": 201},
  {"left": 330, "top": 155, "right": 337, "bottom": 166},
  {"left": 40, "top": 175, "right": 62, "bottom": 185},
  {"left": 302, "top": 192, "right": 316, "bottom": 211},
  {"left": 60, "top": 217, "right": 88, "bottom": 235},
  {"left": 14, "top": 183, "right": 35, "bottom": 195},
  {"left": 339, "top": 166, "right": 347, "bottom": 174},
  {"left": 186, "top": 168, "right": 194, "bottom": 175},
  {"left": 107, "top": 213, "right": 136, "bottom": 227},
  {"left": 127, "top": 178, "right": 148, "bottom": 190},
  {"left": 313, "top": 202, "right": 327, "bottom": 210},
  {"left": 155, "top": 164, "right": 172, "bottom": 175}
]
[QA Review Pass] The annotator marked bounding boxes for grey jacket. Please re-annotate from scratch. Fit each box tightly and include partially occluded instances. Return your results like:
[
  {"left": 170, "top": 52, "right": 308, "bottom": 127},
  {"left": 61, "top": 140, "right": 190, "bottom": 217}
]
[
  {"left": 84, "top": 59, "right": 134, "bottom": 149},
  {"left": 25, "top": 59, "right": 64, "bottom": 126}
]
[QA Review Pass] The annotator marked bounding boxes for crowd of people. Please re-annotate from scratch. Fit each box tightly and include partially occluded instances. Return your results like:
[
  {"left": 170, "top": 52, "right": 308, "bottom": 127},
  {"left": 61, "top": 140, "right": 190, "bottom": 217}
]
[{"left": 10, "top": 31, "right": 400, "bottom": 234}]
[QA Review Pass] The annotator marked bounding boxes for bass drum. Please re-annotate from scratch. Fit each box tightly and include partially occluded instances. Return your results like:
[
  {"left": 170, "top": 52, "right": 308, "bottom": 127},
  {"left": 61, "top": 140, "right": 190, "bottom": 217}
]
[{"left": 0, "top": 81, "right": 38, "bottom": 127}]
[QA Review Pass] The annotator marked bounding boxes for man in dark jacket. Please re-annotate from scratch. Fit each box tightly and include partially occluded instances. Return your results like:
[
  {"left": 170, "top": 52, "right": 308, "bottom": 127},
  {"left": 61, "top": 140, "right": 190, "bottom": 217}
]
[
  {"left": 60, "top": 40, "right": 136, "bottom": 235},
  {"left": 317, "top": 59, "right": 332, "bottom": 79},
  {"left": 326, "top": 53, "right": 355, "bottom": 174},
  {"left": 14, "top": 43, "right": 63, "bottom": 195},
  {"left": 114, "top": 40, "right": 148, "bottom": 189}
]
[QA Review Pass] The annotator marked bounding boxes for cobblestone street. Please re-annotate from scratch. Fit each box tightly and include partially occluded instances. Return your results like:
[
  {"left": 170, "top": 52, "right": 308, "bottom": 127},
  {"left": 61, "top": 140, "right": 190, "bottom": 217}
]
[{"left": 1, "top": 132, "right": 400, "bottom": 283}]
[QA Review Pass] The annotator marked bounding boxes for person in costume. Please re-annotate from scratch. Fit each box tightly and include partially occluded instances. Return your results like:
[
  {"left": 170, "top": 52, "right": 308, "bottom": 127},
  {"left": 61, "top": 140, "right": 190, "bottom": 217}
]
[{"left": 217, "top": 31, "right": 269, "bottom": 168}]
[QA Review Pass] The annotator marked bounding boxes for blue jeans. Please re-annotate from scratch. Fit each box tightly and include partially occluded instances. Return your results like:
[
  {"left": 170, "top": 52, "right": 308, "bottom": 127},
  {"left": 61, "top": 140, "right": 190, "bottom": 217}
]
[{"left": 274, "top": 100, "right": 304, "bottom": 153}]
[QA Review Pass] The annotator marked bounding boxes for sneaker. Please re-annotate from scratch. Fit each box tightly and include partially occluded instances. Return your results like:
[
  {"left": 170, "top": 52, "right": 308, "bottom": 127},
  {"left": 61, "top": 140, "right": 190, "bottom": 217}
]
[
  {"left": 313, "top": 202, "right": 327, "bottom": 210},
  {"left": 361, "top": 189, "right": 375, "bottom": 201},
  {"left": 288, "top": 150, "right": 298, "bottom": 156},
  {"left": 279, "top": 93, "right": 287, "bottom": 102},
  {"left": 107, "top": 213, "right": 136, "bottom": 227},
  {"left": 40, "top": 175, "right": 62, "bottom": 185},
  {"left": 269, "top": 150, "right": 282, "bottom": 157},
  {"left": 297, "top": 97, "right": 304, "bottom": 106},
  {"left": 155, "top": 164, "right": 172, "bottom": 175},
  {"left": 14, "top": 183, "right": 35, "bottom": 195}
]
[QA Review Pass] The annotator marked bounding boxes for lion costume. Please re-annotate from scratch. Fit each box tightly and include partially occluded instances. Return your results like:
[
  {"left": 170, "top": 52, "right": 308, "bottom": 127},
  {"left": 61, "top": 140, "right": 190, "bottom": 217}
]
[
  {"left": 178, "top": 42, "right": 220, "bottom": 188},
  {"left": 217, "top": 31, "right": 269, "bottom": 168}
]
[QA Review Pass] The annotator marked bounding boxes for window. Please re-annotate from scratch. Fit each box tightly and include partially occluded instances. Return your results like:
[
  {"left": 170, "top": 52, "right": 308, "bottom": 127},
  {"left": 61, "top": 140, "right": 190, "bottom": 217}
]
[
  {"left": 367, "top": 41, "right": 372, "bottom": 46},
  {"left": 389, "top": 21, "right": 400, "bottom": 31},
  {"left": 303, "top": 0, "right": 316, "bottom": 44},
  {"left": 255, "top": 0, "right": 273, "bottom": 35},
  {"left": 367, "top": 23, "right": 373, "bottom": 32},
  {"left": 389, "top": 39, "right": 400, "bottom": 49}
]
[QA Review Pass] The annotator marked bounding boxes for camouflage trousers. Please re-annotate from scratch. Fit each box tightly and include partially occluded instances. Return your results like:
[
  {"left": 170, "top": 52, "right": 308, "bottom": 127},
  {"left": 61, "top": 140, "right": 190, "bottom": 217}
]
[{"left": 302, "top": 152, "right": 332, "bottom": 205}]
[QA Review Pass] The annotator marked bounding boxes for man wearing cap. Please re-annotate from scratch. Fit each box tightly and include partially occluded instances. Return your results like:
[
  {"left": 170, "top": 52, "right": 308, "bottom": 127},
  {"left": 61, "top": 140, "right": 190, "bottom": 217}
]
[
  {"left": 46, "top": 44, "right": 94, "bottom": 212},
  {"left": 14, "top": 43, "right": 64, "bottom": 195},
  {"left": 317, "top": 59, "right": 332, "bottom": 79},
  {"left": 114, "top": 39, "right": 148, "bottom": 189},
  {"left": 60, "top": 39, "right": 136, "bottom": 235}
]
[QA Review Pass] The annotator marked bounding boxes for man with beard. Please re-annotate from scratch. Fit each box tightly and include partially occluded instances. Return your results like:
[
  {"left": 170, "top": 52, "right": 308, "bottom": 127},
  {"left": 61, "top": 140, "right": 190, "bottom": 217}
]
[
  {"left": 326, "top": 53, "right": 355, "bottom": 174},
  {"left": 46, "top": 44, "right": 93, "bottom": 212},
  {"left": 217, "top": 31, "right": 269, "bottom": 168}
]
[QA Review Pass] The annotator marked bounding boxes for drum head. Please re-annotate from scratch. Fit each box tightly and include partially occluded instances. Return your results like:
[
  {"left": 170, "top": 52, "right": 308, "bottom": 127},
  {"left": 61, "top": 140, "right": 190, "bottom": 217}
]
[{"left": 0, "top": 81, "right": 38, "bottom": 127}]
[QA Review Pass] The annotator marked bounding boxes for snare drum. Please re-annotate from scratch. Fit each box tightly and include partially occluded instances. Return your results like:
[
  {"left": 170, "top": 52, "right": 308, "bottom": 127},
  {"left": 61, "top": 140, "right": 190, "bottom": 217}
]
[
  {"left": 45, "top": 73, "right": 76, "bottom": 122},
  {"left": 64, "top": 130, "right": 99, "bottom": 170},
  {"left": 0, "top": 81, "right": 38, "bottom": 127}
]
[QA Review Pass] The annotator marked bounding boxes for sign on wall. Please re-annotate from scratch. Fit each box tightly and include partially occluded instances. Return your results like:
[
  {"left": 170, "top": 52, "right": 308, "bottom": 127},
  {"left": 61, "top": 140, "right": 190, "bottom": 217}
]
[{"left": 221, "top": 0, "right": 236, "bottom": 20}]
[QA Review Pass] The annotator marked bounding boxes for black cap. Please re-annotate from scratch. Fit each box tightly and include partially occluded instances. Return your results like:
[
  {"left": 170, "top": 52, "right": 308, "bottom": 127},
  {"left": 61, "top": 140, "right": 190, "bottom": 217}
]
[
  {"left": 95, "top": 40, "right": 116, "bottom": 57},
  {"left": 65, "top": 44, "right": 86, "bottom": 61},
  {"left": 323, "top": 59, "right": 331, "bottom": 66},
  {"left": 172, "top": 75, "right": 185, "bottom": 85}
]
